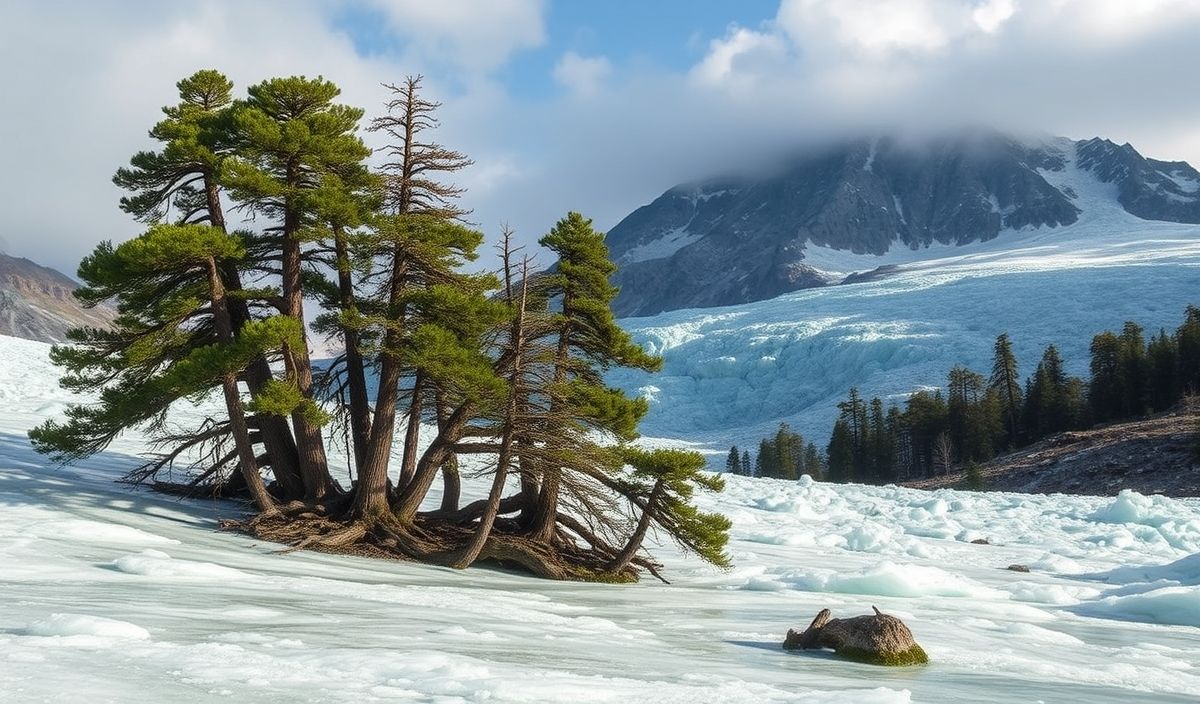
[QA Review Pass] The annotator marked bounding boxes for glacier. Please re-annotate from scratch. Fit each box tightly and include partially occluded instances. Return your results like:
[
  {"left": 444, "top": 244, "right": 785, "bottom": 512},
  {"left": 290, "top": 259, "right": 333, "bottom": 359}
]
[
  {"left": 610, "top": 149, "right": 1200, "bottom": 451},
  {"left": 2, "top": 334, "right": 1199, "bottom": 702}
]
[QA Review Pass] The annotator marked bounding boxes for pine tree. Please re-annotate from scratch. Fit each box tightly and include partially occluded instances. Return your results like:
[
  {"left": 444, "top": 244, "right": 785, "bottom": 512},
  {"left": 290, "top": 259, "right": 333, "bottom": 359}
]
[
  {"left": 837, "top": 387, "right": 868, "bottom": 480},
  {"left": 108, "top": 69, "right": 304, "bottom": 497},
  {"left": 826, "top": 419, "right": 854, "bottom": 483},
  {"left": 29, "top": 225, "right": 300, "bottom": 511},
  {"left": 742, "top": 449, "right": 753, "bottom": 477},
  {"left": 1089, "top": 331, "right": 1124, "bottom": 423},
  {"left": 1119, "top": 322, "right": 1149, "bottom": 417},
  {"left": 867, "top": 397, "right": 893, "bottom": 483},
  {"left": 1147, "top": 329, "right": 1180, "bottom": 412},
  {"left": 725, "top": 445, "right": 742, "bottom": 475},
  {"left": 222, "top": 75, "right": 373, "bottom": 501},
  {"left": 525, "top": 211, "right": 662, "bottom": 543},
  {"left": 31, "top": 70, "right": 728, "bottom": 584},
  {"left": 989, "top": 333, "right": 1022, "bottom": 447},
  {"left": 1177, "top": 305, "right": 1200, "bottom": 394}
]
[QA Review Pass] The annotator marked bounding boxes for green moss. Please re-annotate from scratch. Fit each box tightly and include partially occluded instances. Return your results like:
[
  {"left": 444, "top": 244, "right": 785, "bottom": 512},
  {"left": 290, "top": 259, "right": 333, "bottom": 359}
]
[{"left": 835, "top": 644, "right": 929, "bottom": 667}]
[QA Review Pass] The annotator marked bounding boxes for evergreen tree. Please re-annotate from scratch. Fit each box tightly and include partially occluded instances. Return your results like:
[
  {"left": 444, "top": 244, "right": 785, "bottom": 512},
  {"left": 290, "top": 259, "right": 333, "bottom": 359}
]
[
  {"left": 1147, "top": 330, "right": 1180, "bottom": 412},
  {"left": 725, "top": 446, "right": 742, "bottom": 475},
  {"left": 905, "top": 390, "right": 949, "bottom": 477},
  {"left": 837, "top": 387, "right": 868, "bottom": 480},
  {"left": 826, "top": 419, "right": 854, "bottom": 483},
  {"left": 867, "top": 397, "right": 893, "bottom": 483},
  {"left": 222, "top": 75, "right": 373, "bottom": 501},
  {"left": 31, "top": 70, "right": 728, "bottom": 584},
  {"left": 742, "top": 449, "right": 753, "bottom": 477},
  {"left": 962, "top": 461, "right": 985, "bottom": 491},
  {"left": 1177, "top": 305, "right": 1200, "bottom": 394},
  {"left": 989, "top": 333, "right": 1022, "bottom": 447},
  {"left": 524, "top": 212, "right": 663, "bottom": 543},
  {"left": 757, "top": 438, "right": 773, "bottom": 478},
  {"left": 1119, "top": 322, "right": 1149, "bottom": 417},
  {"left": 1025, "top": 345, "right": 1071, "bottom": 439},
  {"left": 1089, "top": 331, "right": 1124, "bottom": 423},
  {"left": 107, "top": 69, "right": 304, "bottom": 497}
]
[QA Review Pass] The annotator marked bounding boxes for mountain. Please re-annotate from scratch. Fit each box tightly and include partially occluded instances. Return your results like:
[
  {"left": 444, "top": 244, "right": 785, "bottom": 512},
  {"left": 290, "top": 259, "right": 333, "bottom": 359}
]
[
  {"left": 0, "top": 253, "right": 112, "bottom": 343},
  {"left": 606, "top": 145, "right": 1200, "bottom": 450},
  {"left": 606, "top": 131, "right": 1200, "bottom": 316}
]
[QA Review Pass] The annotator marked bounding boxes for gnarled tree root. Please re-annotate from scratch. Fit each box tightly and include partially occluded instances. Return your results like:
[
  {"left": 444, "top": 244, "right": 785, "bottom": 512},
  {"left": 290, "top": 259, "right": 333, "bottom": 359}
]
[{"left": 222, "top": 508, "right": 648, "bottom": 582}]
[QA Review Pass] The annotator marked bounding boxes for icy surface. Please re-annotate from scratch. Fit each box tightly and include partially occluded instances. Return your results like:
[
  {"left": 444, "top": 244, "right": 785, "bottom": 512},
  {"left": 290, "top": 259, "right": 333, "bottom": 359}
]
[
  {"left": 1, "top": 335, "right": 1199, "bottom": 702},
  {"left": 611, "top": 153, "right": 1200, "bottom": 449}
]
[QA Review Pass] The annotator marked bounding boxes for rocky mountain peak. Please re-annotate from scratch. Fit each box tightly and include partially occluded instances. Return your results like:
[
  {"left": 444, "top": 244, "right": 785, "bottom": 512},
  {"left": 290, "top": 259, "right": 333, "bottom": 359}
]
[{"left": 604, "top": 131, "right": 1200, "bottom": 317}]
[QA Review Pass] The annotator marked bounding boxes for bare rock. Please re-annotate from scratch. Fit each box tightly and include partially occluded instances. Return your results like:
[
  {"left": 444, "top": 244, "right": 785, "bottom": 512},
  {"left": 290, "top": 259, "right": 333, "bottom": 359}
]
[
  {"left": 1006, "top": 564, "right": 1031, "bottom": 572},
  {"left": 783, "top": 607, "right": 929, "bottom": 666},
  {"left": 970, "top": 538, "right": 990, "bottom": 545}
]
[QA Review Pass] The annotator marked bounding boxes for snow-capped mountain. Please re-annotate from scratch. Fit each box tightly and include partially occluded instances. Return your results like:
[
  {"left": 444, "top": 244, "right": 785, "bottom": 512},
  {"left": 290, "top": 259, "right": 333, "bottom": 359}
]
[
  {"left": 608, "top": 143, "right": 1200, "bottom": 449},
  {"left": 606, "top": 131, "right": 1200, "bottom": 317}
]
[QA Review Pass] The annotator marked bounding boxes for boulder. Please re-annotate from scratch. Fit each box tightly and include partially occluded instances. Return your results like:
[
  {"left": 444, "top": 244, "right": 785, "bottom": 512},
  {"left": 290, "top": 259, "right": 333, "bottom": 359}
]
[{"left": 783, "top": 607, "right": 928, "bottom": 666}]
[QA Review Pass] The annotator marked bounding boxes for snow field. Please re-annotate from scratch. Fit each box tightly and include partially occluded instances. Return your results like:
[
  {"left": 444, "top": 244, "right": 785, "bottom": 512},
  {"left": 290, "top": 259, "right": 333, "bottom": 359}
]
[{"left": 2, "top": 278, "right": 1200, "bottom": 702}]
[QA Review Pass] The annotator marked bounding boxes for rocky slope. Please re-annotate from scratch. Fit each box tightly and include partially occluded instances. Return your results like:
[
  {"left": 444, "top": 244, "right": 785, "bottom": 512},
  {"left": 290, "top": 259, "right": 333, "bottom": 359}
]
[
  {"left": 905, "top": 408, "right": 1200, "bottom": 498},
  {"left": 606, "top": 131, "right": 1200, "bottom": 317},
  {"left": 0, "top": 253, "right": 112, "bottom": 343}
]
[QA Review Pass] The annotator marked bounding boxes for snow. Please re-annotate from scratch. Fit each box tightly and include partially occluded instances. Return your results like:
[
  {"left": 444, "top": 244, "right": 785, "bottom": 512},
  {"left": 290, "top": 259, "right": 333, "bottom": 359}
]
[
  {"left": 619, "top": 226, "right": 703, "bottom": 264},
  {"left": 611, "top": 145, "right": 1200, "bottom": 449},
  {"left": 3, "top": 338, "right": 1197, "bottom": 702}
]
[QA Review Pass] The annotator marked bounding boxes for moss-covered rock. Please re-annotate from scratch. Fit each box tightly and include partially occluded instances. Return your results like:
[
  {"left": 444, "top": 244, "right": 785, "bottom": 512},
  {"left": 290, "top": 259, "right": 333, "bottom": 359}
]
[{"left": 783, "top": 606, "right": 928, "bottom": 667}]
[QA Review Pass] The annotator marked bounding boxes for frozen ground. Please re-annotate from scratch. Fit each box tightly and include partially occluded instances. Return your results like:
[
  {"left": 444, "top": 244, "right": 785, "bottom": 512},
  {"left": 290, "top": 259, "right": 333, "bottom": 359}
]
[
  {"left": 2, "top": 334, "right": 1199, "bottom": 703},
  {"left": 610, "top": 150, "right": 1200, "bottom": 450}
]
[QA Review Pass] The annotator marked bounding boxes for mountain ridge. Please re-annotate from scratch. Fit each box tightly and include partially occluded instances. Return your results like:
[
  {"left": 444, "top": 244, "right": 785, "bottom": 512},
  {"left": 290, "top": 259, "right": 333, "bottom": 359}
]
[
  {"left": 0, "top": 252, "right": 113, "bottom": 343},
  {"left": 605, "top": 131, "right": 1200, "bottom": 317}
]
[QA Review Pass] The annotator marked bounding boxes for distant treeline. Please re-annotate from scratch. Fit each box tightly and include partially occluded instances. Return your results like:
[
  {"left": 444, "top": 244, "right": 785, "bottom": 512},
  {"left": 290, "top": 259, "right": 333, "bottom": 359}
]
[{"left": 729, "top": 305, "right": 1200, "bottom": 484}]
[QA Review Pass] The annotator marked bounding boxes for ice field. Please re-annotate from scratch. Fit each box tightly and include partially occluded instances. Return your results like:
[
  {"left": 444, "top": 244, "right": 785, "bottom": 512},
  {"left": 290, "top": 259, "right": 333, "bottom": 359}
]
[
  {"left": 610, "top": 150, "right": 1200, "bottom": 449},
  {"left": 1, "top": 334, "right": 1199, "bottom": 703}
]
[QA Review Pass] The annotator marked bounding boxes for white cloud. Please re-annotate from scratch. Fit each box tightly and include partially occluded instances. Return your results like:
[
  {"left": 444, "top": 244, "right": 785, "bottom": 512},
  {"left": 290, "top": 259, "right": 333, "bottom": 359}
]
[
  {"left": 553, "top": 52, "right": 612, "bottom": 98},
  {"left": 2, "top": 0, "right": 1200, "bottom": 282},
  {"left": 365, "top": 0, "right": 546, "bottom": 72}
]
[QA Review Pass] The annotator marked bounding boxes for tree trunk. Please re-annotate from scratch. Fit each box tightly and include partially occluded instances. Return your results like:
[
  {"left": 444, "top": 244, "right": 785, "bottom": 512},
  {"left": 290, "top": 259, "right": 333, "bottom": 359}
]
[
  {"left": 529, "top": 290, "right": 572, "bottom": 543},
  {"left": 392, "top": 402, "right": 473, "bottom": 522},
  {"left": 435, "top": 390, "right": 461, "bottom": 513},
  {"left": 607, "top": 479, "right": 663, "bottom": 574},
  {"left": 399, "top": 372, "right": 425, "bottom": 487},
  {"left": 333, "top": 227, "right": 372, "bottom": 471},
  {"left": 451, "top": 261, "right": 527, "bottom": 569},
  {"left": 282, "top": 158, "right": 332, "bottom": 502},
  {"left": 204, "top": 170, "right": 304, "bottom": 500},
  {"left": 206, "top": 257, "right": 276, "bottom": 513},
  {"left": 350, "top": 251, "right": 409, "bottom": 521}
]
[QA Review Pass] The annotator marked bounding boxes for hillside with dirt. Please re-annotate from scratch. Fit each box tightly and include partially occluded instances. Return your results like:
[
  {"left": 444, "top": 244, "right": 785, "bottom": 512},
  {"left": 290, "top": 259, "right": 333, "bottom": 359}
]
[{"left": 905, "top": 408, "right": 1200, "bottom": 497}]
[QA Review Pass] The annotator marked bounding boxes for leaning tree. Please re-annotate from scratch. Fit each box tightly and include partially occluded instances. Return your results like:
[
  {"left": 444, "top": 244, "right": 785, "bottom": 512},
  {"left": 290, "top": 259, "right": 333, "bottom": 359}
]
[{"left": 30, "top": 69, "right": 730, "bottom": 582}]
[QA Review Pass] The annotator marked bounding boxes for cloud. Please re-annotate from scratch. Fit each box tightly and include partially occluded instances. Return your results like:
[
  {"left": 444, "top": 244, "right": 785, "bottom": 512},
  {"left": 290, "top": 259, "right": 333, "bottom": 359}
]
[
  {"left": 2, "top": 0, "right": 1200, "bottom": 282},
  {"left": 552, "top": 52, "right": 612, "bottom": 98},
  {"left": 364, "top": 0, "right": 546, "bottom": 73}
]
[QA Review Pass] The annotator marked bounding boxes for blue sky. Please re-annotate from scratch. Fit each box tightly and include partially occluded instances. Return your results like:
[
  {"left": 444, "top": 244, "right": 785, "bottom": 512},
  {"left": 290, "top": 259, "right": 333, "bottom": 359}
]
[{"left": 335, "top": 1, "right": 781, "bottom": 99}]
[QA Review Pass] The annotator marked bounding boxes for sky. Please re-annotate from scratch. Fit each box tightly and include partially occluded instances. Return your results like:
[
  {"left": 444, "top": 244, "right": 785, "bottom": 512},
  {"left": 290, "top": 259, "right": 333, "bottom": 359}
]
[{"left": 3, "top": 0, "right": 1200, "bottom": 276}]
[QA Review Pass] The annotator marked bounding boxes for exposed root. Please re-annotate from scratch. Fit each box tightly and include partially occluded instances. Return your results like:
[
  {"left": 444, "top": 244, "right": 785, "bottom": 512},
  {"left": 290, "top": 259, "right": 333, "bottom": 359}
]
[
  {"left": 222, "top": 506, "right": 646, "bottom": 582},
  {"left": 278, "top": 522, "right": 367, "bottom": 554}
]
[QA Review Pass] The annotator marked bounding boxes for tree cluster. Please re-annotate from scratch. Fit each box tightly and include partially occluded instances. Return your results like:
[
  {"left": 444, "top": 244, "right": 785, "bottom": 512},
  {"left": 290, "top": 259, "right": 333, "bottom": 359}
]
[
  {"left": 725, "top": 424, "right": 824, "bottom": 480},
  {"left": 29, "top": 70, "right": 731, "bottom": 582},
  {"left": 821, "top": 305, "right": 1199, "bottom": 485}
]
